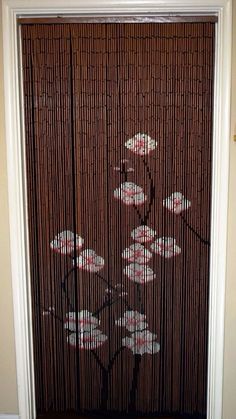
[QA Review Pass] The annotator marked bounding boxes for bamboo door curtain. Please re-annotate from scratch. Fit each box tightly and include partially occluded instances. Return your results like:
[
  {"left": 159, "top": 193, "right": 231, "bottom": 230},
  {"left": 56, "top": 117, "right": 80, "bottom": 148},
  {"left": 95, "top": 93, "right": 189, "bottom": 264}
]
[{"left": 21, "top": 22, "right": 214, "bottom": 418}]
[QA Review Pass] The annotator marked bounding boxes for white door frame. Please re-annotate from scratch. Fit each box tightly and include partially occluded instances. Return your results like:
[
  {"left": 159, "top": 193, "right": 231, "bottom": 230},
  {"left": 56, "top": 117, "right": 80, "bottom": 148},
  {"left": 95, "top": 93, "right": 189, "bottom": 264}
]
[{"left": 2, "top": 1, "right": 232, "bottom": 418}]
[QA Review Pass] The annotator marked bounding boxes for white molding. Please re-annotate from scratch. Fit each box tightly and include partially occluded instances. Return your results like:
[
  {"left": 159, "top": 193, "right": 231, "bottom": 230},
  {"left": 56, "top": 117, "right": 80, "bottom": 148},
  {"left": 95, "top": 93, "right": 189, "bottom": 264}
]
[
  {"left": 1, "top": 1, "right": 232, "bottom": 419},
  {"left": 207, "top": 2, "right": 232, "bottom": 419},
  {"left": 0, "top": 415, "right": 20, "bottom": 419}
]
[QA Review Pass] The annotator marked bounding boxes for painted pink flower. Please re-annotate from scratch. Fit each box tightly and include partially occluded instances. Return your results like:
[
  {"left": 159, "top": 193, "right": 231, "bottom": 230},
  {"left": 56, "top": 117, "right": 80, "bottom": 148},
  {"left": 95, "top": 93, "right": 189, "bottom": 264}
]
[
  {"left": 74, "top": 249, "right": 105, "bottom": 272},
  {"left": 115, "top": 311, "right": 148, "bottom": 332},
  {"left": 125, "top": 133, "right": 157, "bottom": 156},
  {"left": 64, "top": 310, "right": 100, "bottom": 332},
  {"left": 163, "top": 192, "right": 191, "bottom": 214},
  {"left": 122, "top": 330, "right": 160, "bottom": 355},
  {"left": 131, "top": 225, "right": 156, "bottom": 243},
  {"left": 124, "top": 263, "right": 156, "bottom": 284},
  {"left": 150, "top": 237, "right": 181, "bottom": 258},
  {"left": 50, "top": 230, "right": 84, "bottom": 255},
  {"left": 122, "top": 243, "right": 152, "bottom": 264},
  {"left": 114, "top": 182, "right": 147, "bottom": 206},
  {"left": 68, "top": 329, "right": 108, "bottom": 350}
]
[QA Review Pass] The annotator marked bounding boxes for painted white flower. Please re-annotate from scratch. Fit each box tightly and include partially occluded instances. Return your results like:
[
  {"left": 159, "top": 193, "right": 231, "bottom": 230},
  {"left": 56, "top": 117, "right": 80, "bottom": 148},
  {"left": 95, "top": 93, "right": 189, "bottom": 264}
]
[
  {"left": 150, "top": 237, "right": 181, "bottom": 258},
  {"left": 122, "top": 243, "right": 152, "bottom": 264},
  {"left": 105, "top": 283, "right": 128, "bottom": 298},
  {"left": 122, "top": 330, "right": 160, "bottom": 355},
  {"left": 114, "top": 182, "right": 147, "bottom": 206},
  {"left": 124, "top": 263, "right": 156, "bottom": 284},
  {"left": 50, "top": 230, "right": 84, "bottom": 255},
  {"left": 115, "top": 311, "right": 148, "bottom": 332},
  {"left": 114, "top": 166, "right": 134, "bottom": 173},
  {"left": 114, "top": 160, "right": 134, "bottom": 173},
  {"left": 42, "top": 306, "right": 55, "bottom": 316},
  {"left": 74, "top": 249, "right": 105, "bottom": 272},
  {"left": 64, "top": 310, "right": 100, "bottom": 332},
  {"left": 131, "top": 225, "right": 156, "bottom": 243},
  {"left": 119, "top": 291, "right": 128, "bottom": 297},
  {"left": 163, "top": 192, "right": 191, "bottom": 214},
  {"left": 68, "top": 329, "right": 108, "bottom": 350},
  {"left": 125, "top": 133, "right": 157, "bottom": 156},
  {"left": 105, "top": 288, "right": 113, "bottom": 295}
]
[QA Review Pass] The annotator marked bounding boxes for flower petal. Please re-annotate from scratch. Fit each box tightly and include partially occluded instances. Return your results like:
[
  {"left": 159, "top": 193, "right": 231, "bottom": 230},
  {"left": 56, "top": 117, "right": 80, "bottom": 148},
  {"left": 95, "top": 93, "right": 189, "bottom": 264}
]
[{"left": 125, "top": 133, "right": 157, "bottom": 156}]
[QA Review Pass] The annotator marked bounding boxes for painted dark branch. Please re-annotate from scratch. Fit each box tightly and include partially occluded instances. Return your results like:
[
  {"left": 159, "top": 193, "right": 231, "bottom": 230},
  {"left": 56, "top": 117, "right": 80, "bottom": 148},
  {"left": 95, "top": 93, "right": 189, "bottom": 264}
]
[
  {"left": 121, "top": 162, "right": 128, "bottom": 182},
  {"left": 39, "top": 303, "right": 64, "bottom": 324},
  {"left": 95, "top": 273, "right": 132, "bottom": 311},
  {"left": 137, "top": 283, "right": 144, "bottom": 315},
  {"left": 142, "top": 157, "right": 155, "bottom": 225},
  {"left": 93, "top": 295, "right": 121, "bottom": 316},
  {"left": 100, "top": 367, "right": 109, "bottom": 410},
  {"left": 91, "top": 350, "right": 107, "bottom": 373},
  {"left": 124, "top": 298, "right": 133, "bottom": 311},
  {"left": 128, "top": 354, "right": 142, "bottom": 412},
  {"left": 61, "top": 267, "right": 76, "bottom": 311},
  {"left": 133, "top": 204, "right": 144, "bottom": 224},
  {"left": 93, "top": 294, "right": 132, "bottom": 317},
  {"left": 49, "top": 311, "right": 64, "bottom": 324},
  {"left": 95, "top": 272, "right": 117, "bottom": 292},
  {"left": 61, "top": 266, "right": 76, "bottom": 286},
  {"left": 108, "top": 346, "right": 124, "bottom": 371},
  {"left": 99, "top": 346, "right": 125, "bottom": 410},
  {"left": 180, "top": 213, "right": 210, "bottom": 246}
]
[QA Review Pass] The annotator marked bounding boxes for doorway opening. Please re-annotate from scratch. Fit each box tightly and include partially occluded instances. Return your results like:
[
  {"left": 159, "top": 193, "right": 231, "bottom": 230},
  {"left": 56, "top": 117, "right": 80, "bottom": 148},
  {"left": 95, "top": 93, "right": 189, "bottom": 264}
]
[{"left": 19, "top": 19, "right": 215, "bottom": 418}]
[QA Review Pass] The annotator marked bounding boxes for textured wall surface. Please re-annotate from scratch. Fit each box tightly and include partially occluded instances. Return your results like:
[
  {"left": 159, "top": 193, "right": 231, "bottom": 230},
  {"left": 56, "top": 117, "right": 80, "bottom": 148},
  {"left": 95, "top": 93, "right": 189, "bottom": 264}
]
[
  {"left": 0, "top": 1, "right": 235, "bottom": 417},
  {"left": 0, "top": 1, "right": 18, "bottom": 415}
]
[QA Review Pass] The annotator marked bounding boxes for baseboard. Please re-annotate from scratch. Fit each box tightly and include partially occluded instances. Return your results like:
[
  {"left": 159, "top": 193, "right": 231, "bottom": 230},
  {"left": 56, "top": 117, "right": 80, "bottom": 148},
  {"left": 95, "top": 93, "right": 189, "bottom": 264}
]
[{"left": 0, "top": 415, "right": 19, "bottom": 419}]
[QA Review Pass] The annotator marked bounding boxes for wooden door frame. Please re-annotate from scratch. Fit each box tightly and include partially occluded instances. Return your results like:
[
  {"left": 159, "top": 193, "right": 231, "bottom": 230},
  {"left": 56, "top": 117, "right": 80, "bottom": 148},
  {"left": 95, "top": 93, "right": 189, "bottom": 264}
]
[{"left": 1, "top": 1, "right": 232, "bottom": 418}]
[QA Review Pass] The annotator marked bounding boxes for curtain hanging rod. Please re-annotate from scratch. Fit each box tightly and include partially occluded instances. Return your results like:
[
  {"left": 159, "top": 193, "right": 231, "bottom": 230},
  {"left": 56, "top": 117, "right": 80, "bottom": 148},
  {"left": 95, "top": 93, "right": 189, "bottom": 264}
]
[{"left": 17, "top": 15, "right": 218, "bottom": 24}]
